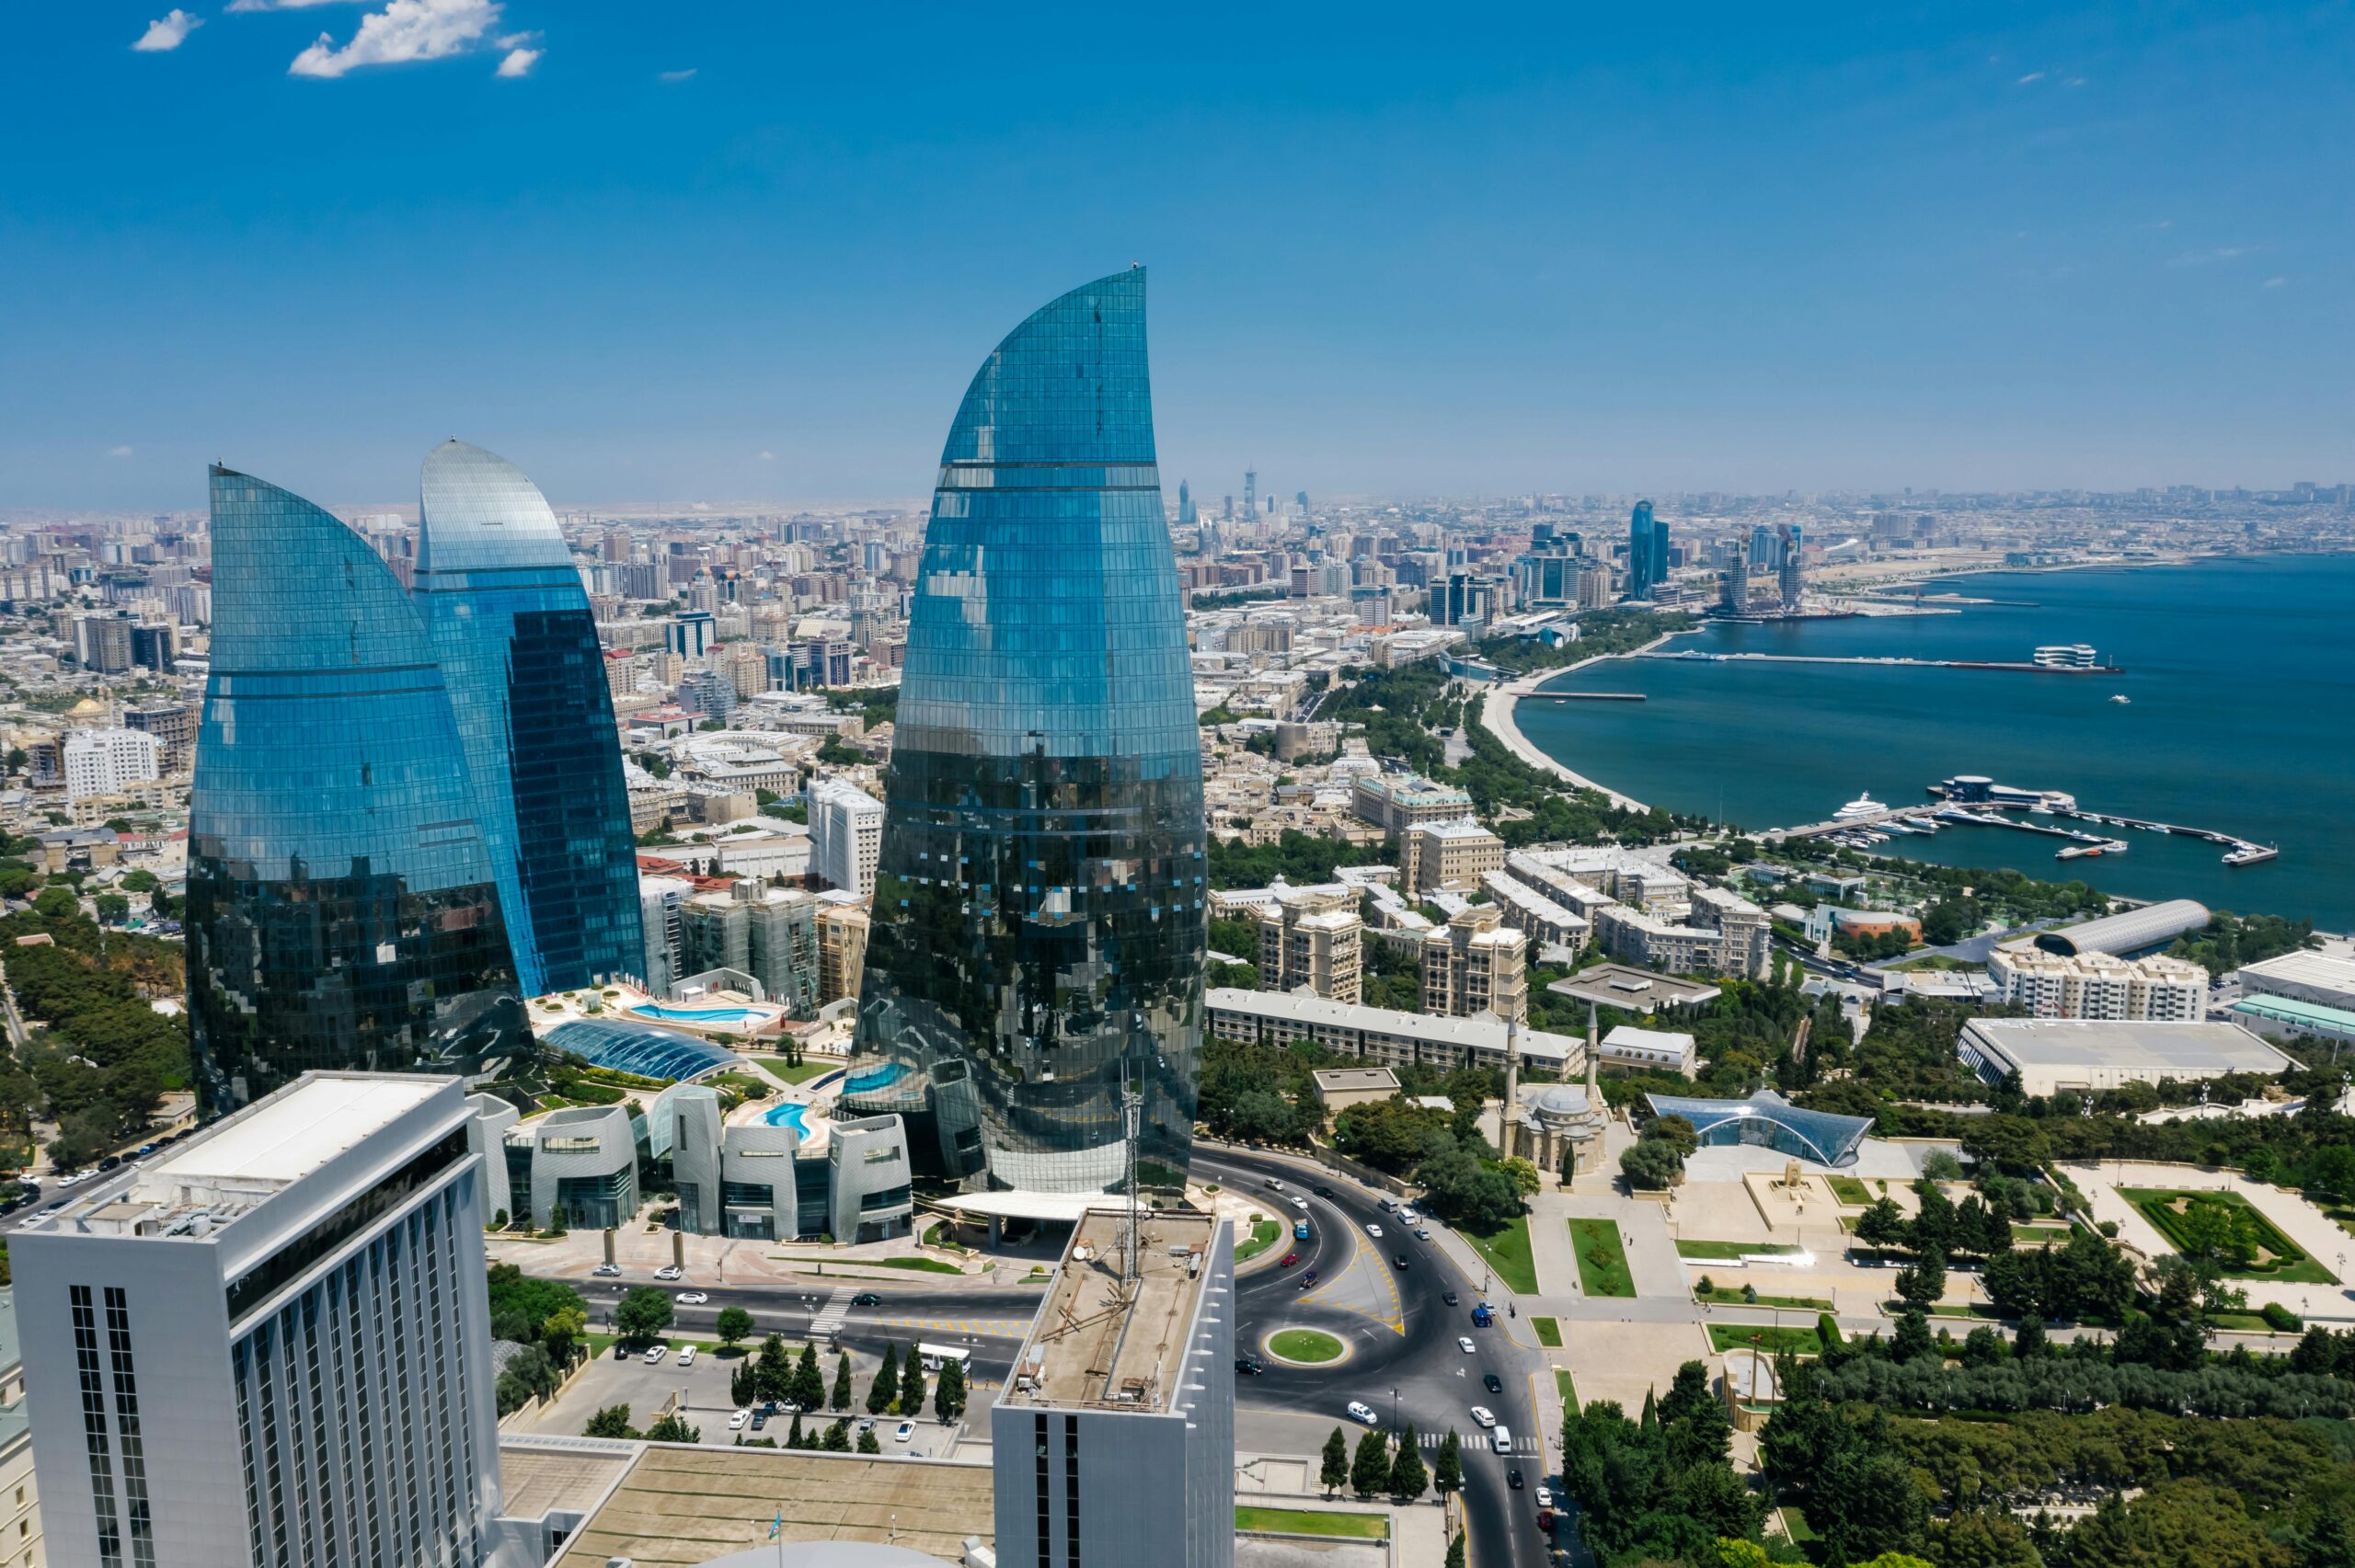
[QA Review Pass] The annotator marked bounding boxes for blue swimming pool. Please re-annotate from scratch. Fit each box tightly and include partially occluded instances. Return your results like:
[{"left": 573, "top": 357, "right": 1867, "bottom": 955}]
[
  {"left": 844, "top": 1062, "right": 911, "bottom": 1093},
  {"left": 764, "top": 1103, "right": 813, "bottom": 1138},
  {"left": 635, "top": 1002, "right": 762, "bottom": 1024}
]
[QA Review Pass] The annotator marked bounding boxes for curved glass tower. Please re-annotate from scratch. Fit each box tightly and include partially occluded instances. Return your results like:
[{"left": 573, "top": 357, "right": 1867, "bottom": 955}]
[
  {"left": 189, "top": 465, "right": 530, "bottom": 1113},
  {"left": 844, "top": 268, "right": 1208, "bottom": 1195},
  {"left": 415, "top": 440, "right": 645, "bottom": 997}
]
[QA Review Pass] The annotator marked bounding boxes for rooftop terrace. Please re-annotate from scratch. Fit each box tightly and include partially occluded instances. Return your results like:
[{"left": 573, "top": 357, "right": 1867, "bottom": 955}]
[{"left": 1005, "top": 1207, "right": 1219, "bottom": 1413}]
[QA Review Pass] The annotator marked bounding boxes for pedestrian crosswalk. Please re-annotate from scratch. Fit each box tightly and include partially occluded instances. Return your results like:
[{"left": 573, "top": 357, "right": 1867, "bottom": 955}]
[
  {"left": 1410, "top": 1430, "right": 1537, "bottom": 1454},
  {"left": 808, "top": 1288, "right": 853, "bottom": 1339}
]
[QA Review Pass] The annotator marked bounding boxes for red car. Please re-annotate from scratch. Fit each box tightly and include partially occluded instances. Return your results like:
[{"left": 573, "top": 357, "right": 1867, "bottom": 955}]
[{"left": 1280, "top": 1251, "right": 1300, "bottom": 1267}]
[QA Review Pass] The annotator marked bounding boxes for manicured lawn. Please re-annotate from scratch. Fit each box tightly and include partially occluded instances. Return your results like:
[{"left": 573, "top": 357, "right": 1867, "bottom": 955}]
[
  {"left": 1675, "top": 1240, "right": 1802, "bottom": 1260},
  {"left": 1268, "top": 1329, "right": 1346, "bottom": 1364},
  {"left": 1782, "top": 1505, "right": 1820, "bottom": 1544},
  {"left": 1235, "top": 1505, "right": 1388, "bottom": 1539},
  {"left": 1888, "top": 954, "right": 1977, "bottom": 972},
  {"left": 1533, "top": 1315, "right": 1562, "bottom": 1347},
  {"left": 759, "top": 1058, "right": 832, "bottom": 1085},
  {"left": 1827, "top": 1176, "right": 1873, "bottom": 1206},
  {"left": 1465, "top": 1215, "right": 1540, "bottom": 1296},
  {"left": 2206, "top": 1311, "right": 2279, "bottom": 1333},
  {"left": 2121, "top": 1187, "right": 2338, "bottom": 1284},
  {"left": 2013, "top": 1224, "right": 2073, "bottom": 1246},
  {"left": 1234, "top": 1219, "right": 1284, "bottom": 1263},
  {"left": 1708, "top": 1323, "right": 1824, "bottom": 1355},
  {"left": 1568, "top": 1218, "right": 1636, "bottom": 1298},
  {"left": 1556, "top": 1368, "right": 1579, "bottom": 1408},
  {"left": 877, "top": 1256, "right": 963, "bottom": 1275},
  {"left": 1697, "top": 1287, "right": 1834, "bottom": 1311}
]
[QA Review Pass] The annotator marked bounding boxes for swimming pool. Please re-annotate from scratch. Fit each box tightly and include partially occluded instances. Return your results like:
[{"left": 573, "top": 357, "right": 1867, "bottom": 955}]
[
  {"left": 635, "top": 1002, "right": 763, "bottom": 1024},
  {"left": 764, "top": 1103, "right": 814, "bottom": 1138},
  {"left": 844, "top": 1062, "right": 911, "bottom": 1093}
]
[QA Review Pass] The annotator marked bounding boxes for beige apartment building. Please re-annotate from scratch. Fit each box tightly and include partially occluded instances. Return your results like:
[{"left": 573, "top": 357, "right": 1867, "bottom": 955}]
[
  {"left": 816, "top": 898, "right": 871, "bottom": 1004},
  {"left": 1421, "top": 904, "right": 1528, "bottom": 1022},
  {"left": 1402, "top": 818, "right": 1507, "bottom": 895},
  {"left": 1986, "top": 947, "right": 2208, "bottom": 1022},
  {"left": 1257, "top": 886, "right": 1363, "bottom": 1003}
]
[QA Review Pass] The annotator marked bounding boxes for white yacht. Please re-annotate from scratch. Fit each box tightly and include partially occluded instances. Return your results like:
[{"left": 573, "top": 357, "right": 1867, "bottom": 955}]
[{"left": 1832, "top": 792, "right": 1888, "bottom": 821}]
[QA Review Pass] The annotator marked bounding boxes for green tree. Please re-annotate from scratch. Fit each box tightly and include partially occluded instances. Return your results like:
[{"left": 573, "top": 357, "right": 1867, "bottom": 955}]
[
  {"left": 1444, "top": 1533, "right": 1466, "bottom": 1568},
  {"left": 934, "top": 1357, "right": 967, "bottom": 1422},
  {"left": 1855, "top": 1196, "right": 1909, "bottom": 1248},
  {"left": 1619, "top": 1138, "right": 1684, "bottom": 1190},
  {"left": 1433, "top": 1428, "right": 1463, "bottom": 1494},
  {"left": 615, "top": 1287, "right": 673, "bottom": 1345},
  {"left": 92, "top": 893, "right": 129, "bottom": 925},
  {"left": 1896, "top": 1246, "right": 1947, "bottom": 1310},
  {"left": 832, "top": 1350, "right": 854, "bottom": 1411},
  {"left": 899, "top": 1356, "right": 927, "bottom": 1417},
  {"left": 867, "top": 1343, "right": 900, "bottom": 1414},
  {"left": 1388, "top": 1423, "right": 1428, "bottom": 1501},
  {"left": 1350, "top": 1429, "right": 1392, "bottom": 1496},
  {"left": 785, "top": 1413, "right": 805, "bottom": 1448},
  {"left": 715, "top": 1305, "right": 754, "bottom": 1349},
  {"left": 822, "top": 1419, "right": 851, "bottom": 1452},
  {"left": 755, "top": 1333, "right": 793, "bottom": 1402},
  {"left": 644, "top": 1412, "right": 699, "bottom": 1444},
  {"left": 856, "top": 1427, "right": 881, "bottom": 1454},
  {"left": 31, "top": 887, "right": 76, "bottom": 921},
  {"left": 793, "top": 1343, "right": 826, "bottom": 1411},
  {"left": 1320, "top": 1427, "right": 1350, "bottom": 1496},
  {"left": 1892, "top": 1307, "right": 1936, "bottom": 1363},
  {"left": 583, "top": 1403, "right": 638, "bottom": 1439}
]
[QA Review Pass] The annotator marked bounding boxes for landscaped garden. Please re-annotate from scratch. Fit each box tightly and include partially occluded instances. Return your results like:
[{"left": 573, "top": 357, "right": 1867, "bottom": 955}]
[
  {"left": 2122, "top": 1186, "right": 2338, "bottom": 1284},
  {"left": 1675, "top": 1239, "right": 1803, "bottom": 1261},
  {"left": 1827, "top": 1176, "right": 1873, "bottom": 1206},
  {"left": 1708, "top": 1322, "right": 1827, "bottom": 1355},
  {"left": 1235, "top": 1506, "right": 1388, "bottom": 1539},
  {"left": 1267, "top": 1329, "right": 1346, "bottom": 1364},
  {"left": 1533, "top": 1315, "right": 1562, "bottom": 1347},
  {"left": 1569, "top": 1218, "right": 1636, "bottom": 1298},
  {"left": 1234, "top": 1218, "right": 1285, "bottom": 1263},
  {"left": 1465, "top": 1214, "right": 1539, "bottom": 1295}
]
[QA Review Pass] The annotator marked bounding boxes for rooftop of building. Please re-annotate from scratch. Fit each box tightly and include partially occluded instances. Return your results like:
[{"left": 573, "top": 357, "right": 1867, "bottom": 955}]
[
  {"left": 2233, "top": 995, "right": 2355, "bottom": 1035},
  {"left": 1545, "top": 963, "right": 1722, "bottom": 1012},
  {"left": 1601, "top": 1024, "right": 1695, "bottom": 1055},
  {"left": 2237, "top": 948, "right": 2355, "bottom": 991},
  {"left": 1962, "top": 1017, "right": 2298, "bottom": 1073},
  {"left": 1210, "top": 986, "right": 1581, "bottom": 1062},
  {"left": 536, "top": 1439, "right": 994, "bottom": 1566},
  {"left": 1311, "top": 1066, "right": 1401, "bottom": 1094},
  {"left": 1004, "top": 1207, "right": 1219, "bottom": 1414},
  {"left": 1410, "top": 817, "right": 1501, "bottom": 841}
]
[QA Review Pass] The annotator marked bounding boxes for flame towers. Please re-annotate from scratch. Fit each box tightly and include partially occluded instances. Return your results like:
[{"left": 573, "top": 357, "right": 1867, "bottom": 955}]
[{"left": 844, "top": 268, "right": 1209, "bottom": 1196}]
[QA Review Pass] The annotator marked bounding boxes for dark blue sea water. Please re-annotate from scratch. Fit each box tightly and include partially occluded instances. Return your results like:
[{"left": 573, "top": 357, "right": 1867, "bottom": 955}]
[{"left": 1512, "top": 554, "right": 2355, "bottom": 931}]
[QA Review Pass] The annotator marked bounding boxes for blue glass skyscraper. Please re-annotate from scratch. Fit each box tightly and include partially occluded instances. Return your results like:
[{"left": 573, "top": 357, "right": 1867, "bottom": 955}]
[
  {"left": 188, "top": 466, "right": 530, "bottom": 1111},
  {"left": 414, "top": 440, "right": 645, "bottom": 997},
  {"left": 844, "top": 268, "right": 1208, "bottom": 1195},
  {"left": 1627, "top": 499, "right": 1670, "bottom": 598}
]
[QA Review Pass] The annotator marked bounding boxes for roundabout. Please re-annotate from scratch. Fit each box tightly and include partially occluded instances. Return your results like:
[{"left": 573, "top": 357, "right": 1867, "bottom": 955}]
[{"left": 1263, "top": 1327, "right": 1349, "bottom": 1367}]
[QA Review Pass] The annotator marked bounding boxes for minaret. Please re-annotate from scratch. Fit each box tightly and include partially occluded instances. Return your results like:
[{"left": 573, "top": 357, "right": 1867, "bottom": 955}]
[
  {"left": 1585, "top": 1001, "right": 1602, "bottom": 1101},
  {"left": 1500, "top": 1013, "right": 1521, "bottom": 1159}
]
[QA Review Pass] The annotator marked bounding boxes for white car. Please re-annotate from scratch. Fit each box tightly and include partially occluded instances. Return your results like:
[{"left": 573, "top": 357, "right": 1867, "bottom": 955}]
[
  {"left": 1457, "top": 1336, "right": 1478, "bottom": 1356},
  {"left": 642, "top": 1345, "right": 667, "bottom": 1364},
  {"left": 1416, "top": 1227, "right": 1432, "bottom": 1242},
  {"left": 1535, "top": 1485, "right": 1556, "bottom": 1509},
  {"left": 1292, "top": 1196, "right": 1308, "bottom": 1211},
  {"left": 676, "top": 1290, "right": 708, "bottom": 1305},
  {"left": 654, "top": 1265, "right": 683, "bottom": 1282},
  {"left": 1346, "top": 1401, "right": 1380, "bottom": 1426},
  {"left": 1469, "top": 1405, "right": 1497, "bottom": 1428},
  {"left": 592, "top": 1262, "right": 622, "bottom": 1277},
  {"left": 893, "top": 1421, "right": 916, "bottom": 1443},
  {"left": 729, "top": 1409, "right": 749, "bottom": 1430},
  {"left": 676, "top": 1345, "right": 696, "bottom": 1368},
  {"left": 1365, "top": 1222, "right": 1384, "bottom": 1239},
  {"left": 1398, "top": 1207, "right": 1420, "bottom": 1224}
]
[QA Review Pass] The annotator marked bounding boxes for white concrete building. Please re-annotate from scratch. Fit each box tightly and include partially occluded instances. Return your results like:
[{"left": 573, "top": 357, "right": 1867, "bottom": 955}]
[
  {"left": 60, "top": 727, "right": 160, "bottom": 801},
  {"left": 1987, "top": 947, "right": 2208, "bottom": 1021},
  {"left": 1208, "top": 986, "right": 1585, "bottom": 1077},
  {"left": 12, "top": 1073, "right": 508, "bottom": 1568},
  {"left": 1956, "top": 1018, "right": 2298, "bottom": 1097},
  {"left": 807, "top": 775, "right": 884, "bottom": 898}
]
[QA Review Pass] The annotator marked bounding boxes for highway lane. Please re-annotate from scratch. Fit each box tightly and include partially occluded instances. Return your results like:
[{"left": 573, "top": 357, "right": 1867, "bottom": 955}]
[{"left": 1195, "top": 1146, "right": 1556, "bottom": 1568}]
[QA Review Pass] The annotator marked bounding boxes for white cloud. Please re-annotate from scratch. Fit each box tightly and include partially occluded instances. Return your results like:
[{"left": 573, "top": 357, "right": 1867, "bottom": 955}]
[
  {"left": 2263, "top": 276, "right": 2288, "bottom": 289},
  {"left": 288, "top": 0, "right": 501, "bottom": 79},
  {"left": 133, "top": 10, "right": 203, "bottom": 52},
  {"left": 2016, "top": 71, "right": 2046, "bottom": 85},
  {"left": 2169, "top": 246, "right": 2251, "bottom": 268},
  {"left": 658, "top": 67, "right": 695, "bottom": 83},
  {"left": 758, "top": 451, "right": 775, "bottom": 462},
  {"left": 109, "top": 445, "right": 135, "bottom": 458},
  {"left": 495, "top": 45, "right": 539, "bottom": 76},
  {"left": 228, "top": 1, "right": 363, "bottom": 10}
]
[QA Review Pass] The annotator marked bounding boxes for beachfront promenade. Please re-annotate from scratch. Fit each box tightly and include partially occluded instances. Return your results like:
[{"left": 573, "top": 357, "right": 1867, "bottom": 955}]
[{"left": 1477, "top": 635, "right": 1681, "bottom": 812}]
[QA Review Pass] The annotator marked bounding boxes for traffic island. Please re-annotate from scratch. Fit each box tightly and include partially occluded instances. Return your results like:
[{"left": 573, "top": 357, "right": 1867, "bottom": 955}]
[{"left": 1264, "top": 1327, "right": 1350, "bottom": 1367}]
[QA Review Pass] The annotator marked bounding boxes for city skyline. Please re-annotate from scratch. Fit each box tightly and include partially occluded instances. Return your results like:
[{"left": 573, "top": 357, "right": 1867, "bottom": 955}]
[{"left": 6, "top": 5, "right": 2352, "bottom": 509}]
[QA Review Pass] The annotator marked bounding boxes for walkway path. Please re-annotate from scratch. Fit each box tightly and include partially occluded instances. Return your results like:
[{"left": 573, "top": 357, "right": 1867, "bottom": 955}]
[{"left": 1476, "top": 635, "right": 1685, "bottom": 811}]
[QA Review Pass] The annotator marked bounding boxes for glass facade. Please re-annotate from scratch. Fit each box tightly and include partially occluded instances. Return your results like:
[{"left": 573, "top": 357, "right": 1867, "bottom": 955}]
[
  {"left": 844, "top": 268, "right": 1207, "bottom": 1195},
  {"left": 189, "top": 466, "right": 530, "bottom": 1113},
  {"left": 1644, "top": 1090, "right": 1875, "bottom": 1167},
  {"left": 415, "top": 441, "right": 644, "bottom": 997}
]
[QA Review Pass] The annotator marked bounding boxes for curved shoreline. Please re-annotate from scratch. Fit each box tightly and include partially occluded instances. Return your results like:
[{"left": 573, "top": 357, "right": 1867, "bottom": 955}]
[{"left": 1478, "top": 631, "right": 1693, "bottom": 813}]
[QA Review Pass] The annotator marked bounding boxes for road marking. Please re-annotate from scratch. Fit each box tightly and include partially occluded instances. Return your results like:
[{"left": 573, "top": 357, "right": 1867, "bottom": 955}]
[
  {"left": 1296, "top": 1225, "right": 1406, "bottom": 1334},
  {"left": 808, "top": 1289, "right": 853, "bottom": 1338}
]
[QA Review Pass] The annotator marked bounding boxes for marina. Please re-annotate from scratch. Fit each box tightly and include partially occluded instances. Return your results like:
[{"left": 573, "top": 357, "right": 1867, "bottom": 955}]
[
  {"left": 1641, "top": 649, "right": 2126, "bottom": 675},
  {"left": 1781, "top": 776, "right": 2278, "bottom": 868}
]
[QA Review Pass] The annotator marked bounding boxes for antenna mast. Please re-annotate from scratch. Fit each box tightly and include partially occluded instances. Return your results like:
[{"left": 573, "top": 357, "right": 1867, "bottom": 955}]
[{"left": 1120, "top": 1063, "right": 1143, "bottom": 1294}]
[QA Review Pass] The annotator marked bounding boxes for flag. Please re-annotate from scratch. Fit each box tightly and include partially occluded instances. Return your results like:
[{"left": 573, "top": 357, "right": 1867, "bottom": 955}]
[{"left": 768, "top": 1509, "right": 782, "bottom": 1540}]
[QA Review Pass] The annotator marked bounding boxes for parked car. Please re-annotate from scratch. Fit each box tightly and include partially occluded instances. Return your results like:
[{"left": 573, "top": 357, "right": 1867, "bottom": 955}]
[
  {"left": 676, "top": 1345, "right": 696, "bottom": 1368},
  {"left": 642, "top": 1345, "right": 667, "bottom": 1364},
  {"left": 1470, "top": 1406, "right": 1498, "bottom": 1427},
  {"left": 750, "top": 1412, "right": 767, "bottom": 1431},
  {"left": 1535, "top": 1485, "right": 1556, "bottom": 1509},
  {"left": 1347, "top": 1402, "right": 1380, "bottom": 1426},
  {"left": 729, "top": 1409, "right": 749, "bottom": 1430},
  {"left": 893, "top": 1421, "right": 916, "bottom": 1443},
  {"left": 654, "top": 1265, "right": 684, "bottom": 1282},
  {"left": 676, "top": 1290, "right": 708, "bottom": 1305},
  {"left": 592, "top": 1263, "right": 622, "bottom": 1277}
]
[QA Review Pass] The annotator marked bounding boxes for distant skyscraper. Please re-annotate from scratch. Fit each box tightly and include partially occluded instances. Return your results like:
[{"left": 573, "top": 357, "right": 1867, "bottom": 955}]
[
  {"left": 845, "top": 268, "right": 1207, "bottom": 1196},
  {"left": 14, "top": 1072, "right": 508, "bottom": 1568},
  {"left": 414, "top": 441, "right": 645, "bottom": 999},
  {"left": 1243, "top": 465, "right": 1256, "bottom": 521},
  {"left": 189, "top": 467, "right": 528, "bottom": 1114},
  {"left": 1626, "top": 499, "right": 1670, "bottom": 599},
  {"left": 1177, "top": 477, "right": 1195, "bottom": 527},
  {"left": 1779, "top": 521, "right": 1805, "bottom": 609}
]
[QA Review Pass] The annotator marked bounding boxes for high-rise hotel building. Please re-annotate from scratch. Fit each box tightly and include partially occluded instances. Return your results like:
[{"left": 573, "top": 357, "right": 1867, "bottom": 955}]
[
  {"left": 11, "top": 1073, "right": 505, "bottom": 1568},
  {"left": 845, "top": 269, "right": 1209, "bottom": 1196}
]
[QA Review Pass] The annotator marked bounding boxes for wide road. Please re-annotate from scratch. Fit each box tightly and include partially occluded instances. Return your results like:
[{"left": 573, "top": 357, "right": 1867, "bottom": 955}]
[{"left": 1194, "top": 1146, "right": 1555, "bottom": 1568}]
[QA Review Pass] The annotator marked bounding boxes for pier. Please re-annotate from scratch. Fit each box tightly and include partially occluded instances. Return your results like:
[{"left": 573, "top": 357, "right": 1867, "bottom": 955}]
[
  {"left": 1535, "top": 692, "right": 1647, "bottom": 703},
  {"left": 1640, "top": 650, "right": 2126, "bottom": 675}
]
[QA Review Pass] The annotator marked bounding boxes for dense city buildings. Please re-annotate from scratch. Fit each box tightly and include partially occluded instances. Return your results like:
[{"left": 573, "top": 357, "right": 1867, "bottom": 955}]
[
  {"left": 188, "top": 466, "right": 529, "bottom": 1112},
  {"left": 12, "top": 1073, "right": 509, "bottom": 1568},
  {"left": 1255, "top": 884, "right": 1363, "bottom": 1002},
  {"left": 415, "top": 441, "right": 646, "bottom": 998},
  {"left": 844, "top": 269, "right": 1208, "bottom": 1198}
]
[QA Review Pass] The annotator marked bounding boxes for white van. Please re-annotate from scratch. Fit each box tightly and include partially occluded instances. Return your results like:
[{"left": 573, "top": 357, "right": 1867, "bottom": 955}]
[
  {"left": 1491, "top": 1425, "right": 1514, "bottom": 1455},
  {"left": 676, "top": 1345, "right": 696, "bottom": 1369}
]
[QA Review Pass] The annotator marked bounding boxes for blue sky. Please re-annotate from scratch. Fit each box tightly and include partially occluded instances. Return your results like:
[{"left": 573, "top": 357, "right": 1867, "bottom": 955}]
[{"left": 3, "top": 3, "right": 2349, "bottom": 510}]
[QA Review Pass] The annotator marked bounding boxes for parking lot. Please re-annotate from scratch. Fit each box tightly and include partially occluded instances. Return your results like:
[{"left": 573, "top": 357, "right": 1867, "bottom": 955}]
[{"left": 515, "top": 1343, "right": 963, "bottom": 1458}]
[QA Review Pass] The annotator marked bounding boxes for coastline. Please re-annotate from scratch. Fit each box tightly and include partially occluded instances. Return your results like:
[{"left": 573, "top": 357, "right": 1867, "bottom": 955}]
[{"left": 1477, "top": 632, "right": 1694, "bottom": 813}]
